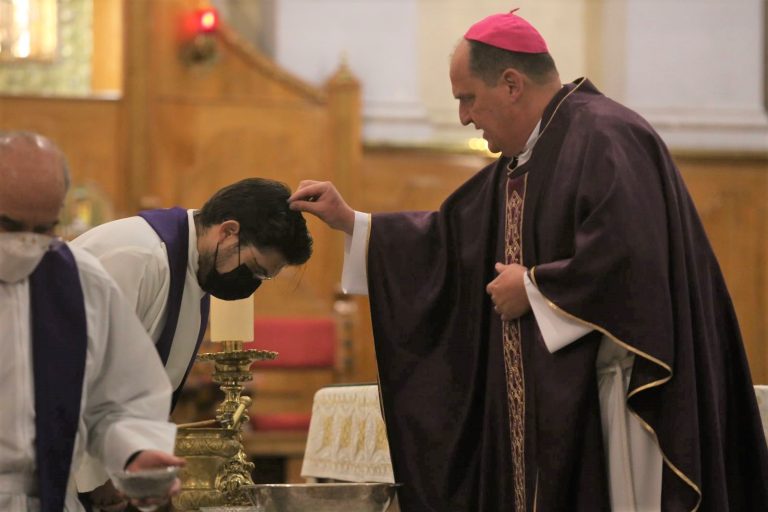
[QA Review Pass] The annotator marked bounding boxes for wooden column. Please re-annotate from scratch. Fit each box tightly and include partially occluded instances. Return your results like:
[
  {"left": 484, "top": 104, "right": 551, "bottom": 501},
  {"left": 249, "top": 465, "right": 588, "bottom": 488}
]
[
  {"left": 324, "top": 59, "right": 362, "bottom": 204},
  {"left": 91, "top": 0, "right": 123, "bottom": 93},
  {"left": 324, "top": 62, "right": 374, "bottom": 382},
  {"left": 121, "top": 0, "right": 152, "bottom": 214}
]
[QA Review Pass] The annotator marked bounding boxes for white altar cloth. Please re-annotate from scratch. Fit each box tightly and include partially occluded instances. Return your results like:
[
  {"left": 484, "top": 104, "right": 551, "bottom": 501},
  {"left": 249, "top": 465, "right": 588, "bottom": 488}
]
[{"left": 301, "top": 383, "right": 395, "bottom": 483}]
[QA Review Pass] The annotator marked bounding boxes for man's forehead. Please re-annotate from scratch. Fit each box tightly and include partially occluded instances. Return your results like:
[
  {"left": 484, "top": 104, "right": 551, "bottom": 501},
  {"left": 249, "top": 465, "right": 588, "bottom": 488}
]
[
  {"left": 451, "top": 39, "right": 471, "bottom": 63},
  {"left": 450, "top": 43, "right": 473, "bottom": 86}
]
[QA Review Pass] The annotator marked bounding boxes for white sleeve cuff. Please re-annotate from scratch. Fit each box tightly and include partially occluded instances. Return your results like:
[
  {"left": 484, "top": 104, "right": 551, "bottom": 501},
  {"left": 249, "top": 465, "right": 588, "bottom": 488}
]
[
  {"left": 103, "top": 420, "right": 178, "bottom": 477},
  {"left": 341, "top": 211, "right": 371, "bottom": 296},
  {"left": 524, "top": 272, "right": 592, "bottom": 353},
  {"left": 75, "top": 453, "right": 110, "bottom": 492}
]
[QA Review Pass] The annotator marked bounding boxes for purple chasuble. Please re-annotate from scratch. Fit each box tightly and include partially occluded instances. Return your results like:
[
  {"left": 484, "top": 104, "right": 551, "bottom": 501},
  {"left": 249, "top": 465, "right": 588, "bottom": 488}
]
[
  {"left": 29, "top": 241, "right": 87, "bottom": 512},
  {"left": 138, "top": 207, "right": 210, "bottom": 408},
  {"left": 366, "top": 79, "right": 768, "bottom": 511}
]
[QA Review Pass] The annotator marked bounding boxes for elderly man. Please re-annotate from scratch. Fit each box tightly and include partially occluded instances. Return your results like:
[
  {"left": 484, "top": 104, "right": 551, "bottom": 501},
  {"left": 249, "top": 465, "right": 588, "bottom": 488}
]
[
  {"left": 0, "top": 131, "right": 183, "bottom": 511},
  {"left": 288, "top": 10, "right": 768, "bottom": 512},
  {"left": 72, "top": 177, "right": 312, "bottom": 507}
]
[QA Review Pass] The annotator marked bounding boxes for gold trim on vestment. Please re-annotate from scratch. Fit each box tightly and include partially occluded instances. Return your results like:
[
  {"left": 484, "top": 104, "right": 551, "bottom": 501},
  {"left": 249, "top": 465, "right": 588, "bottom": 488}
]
[
  {"left": 528, "top": 267, "right": 702, "bottom": 511},
  {"left": 529, "top": 78, "right": 586, "bottom": 149},
  {"left": 503, "top": 174, "right": 528, "bottom": 512}
]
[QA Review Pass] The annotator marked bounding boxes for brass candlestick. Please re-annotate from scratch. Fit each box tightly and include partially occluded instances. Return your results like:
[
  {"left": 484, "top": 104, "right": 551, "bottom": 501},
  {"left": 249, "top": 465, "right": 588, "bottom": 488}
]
[{"left": 173, "top": 340, "right": 277, "bottom": 511}]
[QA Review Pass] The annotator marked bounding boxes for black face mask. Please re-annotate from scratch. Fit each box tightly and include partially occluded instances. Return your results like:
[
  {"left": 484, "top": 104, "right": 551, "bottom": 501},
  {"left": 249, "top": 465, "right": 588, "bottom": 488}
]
[{"left": 202, "top": 241, "right": 262, "bottom": 300}]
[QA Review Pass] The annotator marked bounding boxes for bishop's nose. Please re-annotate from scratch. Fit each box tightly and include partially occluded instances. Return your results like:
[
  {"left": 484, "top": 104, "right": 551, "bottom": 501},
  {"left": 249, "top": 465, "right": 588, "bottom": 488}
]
[{"left": 459, "top": 107, "right": 473, "bottom": 127}]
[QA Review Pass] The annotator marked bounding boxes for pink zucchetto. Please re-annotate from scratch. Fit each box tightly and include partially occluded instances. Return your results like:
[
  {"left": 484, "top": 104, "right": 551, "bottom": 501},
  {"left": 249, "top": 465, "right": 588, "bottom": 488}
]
[{"left": 464, "top": 9, "right": 548, "bottom": 54}]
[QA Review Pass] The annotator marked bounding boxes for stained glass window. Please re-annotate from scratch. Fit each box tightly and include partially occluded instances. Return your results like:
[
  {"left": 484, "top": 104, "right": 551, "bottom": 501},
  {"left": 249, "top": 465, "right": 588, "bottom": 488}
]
[{"left": 0, "top": 0, "right": 57, "bottom": 60}]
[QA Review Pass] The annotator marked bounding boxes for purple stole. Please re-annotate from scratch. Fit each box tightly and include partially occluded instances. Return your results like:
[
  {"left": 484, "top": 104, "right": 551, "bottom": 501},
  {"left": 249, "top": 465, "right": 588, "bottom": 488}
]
[
  {"left": 29, "top": 241, "right": 87, "bottom": 512},
  {"left": 137, "top": 207, "right": 210, "bottom": 409}
]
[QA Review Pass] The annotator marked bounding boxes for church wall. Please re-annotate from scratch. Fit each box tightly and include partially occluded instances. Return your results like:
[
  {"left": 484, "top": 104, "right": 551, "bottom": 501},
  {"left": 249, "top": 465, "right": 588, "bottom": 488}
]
[
  {"left": 417, "top": 0, "right": 589, "bottom": 144},
  {"left": 0, "top": 95, "right": 126, "bottom": 213},
  {"left": 269, "top": 0, "right": 767, "bottom": 153}
]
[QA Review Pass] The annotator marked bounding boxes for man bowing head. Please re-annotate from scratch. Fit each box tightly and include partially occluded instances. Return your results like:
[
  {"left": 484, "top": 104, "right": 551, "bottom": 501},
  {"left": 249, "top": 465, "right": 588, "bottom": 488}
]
[{"left": 73, "top": 177, "right": 312, "bottom": 508}]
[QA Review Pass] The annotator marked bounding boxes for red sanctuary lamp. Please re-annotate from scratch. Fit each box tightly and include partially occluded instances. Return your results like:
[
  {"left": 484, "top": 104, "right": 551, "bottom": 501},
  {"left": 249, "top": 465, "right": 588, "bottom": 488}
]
[
  {"left": 195, "top": 7, "right": 219, "bottom": 33},
  {"left": 180, "top": 6, "right": 220, "bottom": 65}
]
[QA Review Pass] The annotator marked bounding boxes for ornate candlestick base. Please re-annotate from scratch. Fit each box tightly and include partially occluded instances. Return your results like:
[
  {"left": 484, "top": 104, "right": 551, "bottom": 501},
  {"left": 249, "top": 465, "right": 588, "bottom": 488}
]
[{"left": 173, "top": 340, "right": 277, "bottom": 511}]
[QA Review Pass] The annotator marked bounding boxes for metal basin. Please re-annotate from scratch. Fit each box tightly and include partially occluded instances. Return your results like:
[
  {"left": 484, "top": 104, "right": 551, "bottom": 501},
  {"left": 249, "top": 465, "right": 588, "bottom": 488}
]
[
  {"left": 243, "top": 483, "right": 399, "bottom": 512},
  {"left": 199, "top": 508, "right": 257, "bottom": 512},
  {"left": 200, "top": 508, "right": 257, "bottom": 512}
]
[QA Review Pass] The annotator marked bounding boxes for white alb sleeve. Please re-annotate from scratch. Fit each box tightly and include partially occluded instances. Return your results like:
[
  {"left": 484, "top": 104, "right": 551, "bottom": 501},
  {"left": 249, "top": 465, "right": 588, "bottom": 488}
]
[
  {"left": 524, "top": 272, "right": 592, "bottom": 353},
  {"left": 80, "top": 266, "right": 176, "bottom": 480},
  {"left": 341, "top": 211, "right": 371, "bottom": 296}
]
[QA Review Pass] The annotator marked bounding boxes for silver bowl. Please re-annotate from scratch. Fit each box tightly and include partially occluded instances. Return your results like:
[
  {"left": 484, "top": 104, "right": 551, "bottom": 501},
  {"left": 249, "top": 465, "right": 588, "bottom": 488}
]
[
  {"left": 111, "top": 466, "right": 180, "bottom": 500},
  {"left": 243, "top": 483, "right": 399, "bottom": 512}
]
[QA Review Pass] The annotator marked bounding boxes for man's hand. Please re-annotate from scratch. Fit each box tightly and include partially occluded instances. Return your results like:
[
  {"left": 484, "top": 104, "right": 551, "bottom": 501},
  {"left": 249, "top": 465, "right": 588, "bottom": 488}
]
[
  {"left": 88, "top": 480, "right": 127, "bottom": 512},
  {"left": 486, "top": 262, "right": 531, "bottom": 321},
  {"left": 123, "top": 450, "right": 186, "bottom": 511},
  {"left": 288, "top": 180, "right": 355, "bottom": 235}
]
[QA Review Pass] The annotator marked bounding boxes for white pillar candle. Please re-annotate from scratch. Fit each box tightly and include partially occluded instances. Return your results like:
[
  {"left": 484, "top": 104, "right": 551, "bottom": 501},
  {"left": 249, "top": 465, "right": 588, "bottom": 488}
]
[{"left": 209, "top": 295, "right": 254, "bottom": 341}]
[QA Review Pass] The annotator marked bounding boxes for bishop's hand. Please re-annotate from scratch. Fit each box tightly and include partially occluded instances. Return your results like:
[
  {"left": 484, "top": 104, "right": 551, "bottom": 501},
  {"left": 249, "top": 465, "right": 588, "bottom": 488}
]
[
  {"left": 288, "top": 180, "right": 355, "bottom": 236},
  {"left": 487, "top": 262, "right": 531, "bottom": 321}
]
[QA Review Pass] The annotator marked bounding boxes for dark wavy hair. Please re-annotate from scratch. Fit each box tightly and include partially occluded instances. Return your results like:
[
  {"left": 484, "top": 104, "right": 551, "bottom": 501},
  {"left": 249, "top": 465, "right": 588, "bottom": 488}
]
[{"left": 196, "top": 178, "right": 312, "bottom": 265}]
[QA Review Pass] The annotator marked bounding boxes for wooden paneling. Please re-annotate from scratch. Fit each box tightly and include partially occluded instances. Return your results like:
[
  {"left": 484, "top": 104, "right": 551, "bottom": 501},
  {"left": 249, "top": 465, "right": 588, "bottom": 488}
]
[
  {"left": 149, "top": 103, "right": 332, "bottom": 209},
  {"left": 359, "top": 147, "right": 490, "bottom": 212},
  {"left": 677, "top": 156, "right": 768, "bottom": 384},
  {"left": 147, "top": 100, "right": 342, "bottom": 316},
  {"left": 150, "top": 2, "right": 324, "bottom": 105},
  {"left": 248, "top": 369, "right": 335, "bottom": 416},
  {"left": 348, "top": 148, "right": 495, "bottom": 382},
  {"left": 0, "top": 96, "right": 127, "bottom": 213},
  {"left": 122, "top": 0, "right": 151, "bottom": 213}
]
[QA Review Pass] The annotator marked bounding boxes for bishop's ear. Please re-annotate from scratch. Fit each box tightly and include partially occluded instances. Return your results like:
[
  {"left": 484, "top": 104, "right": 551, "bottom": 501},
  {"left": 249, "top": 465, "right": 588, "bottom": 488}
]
[{"left": 500, "top": 68, "right": 525, "bottom": 101}]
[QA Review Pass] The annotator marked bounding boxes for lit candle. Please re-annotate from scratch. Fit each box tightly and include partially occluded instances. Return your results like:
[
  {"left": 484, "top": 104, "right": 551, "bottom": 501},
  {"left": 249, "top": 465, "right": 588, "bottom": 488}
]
[{"left": 209, "top": 294, "right": 254, "bottom": 341}]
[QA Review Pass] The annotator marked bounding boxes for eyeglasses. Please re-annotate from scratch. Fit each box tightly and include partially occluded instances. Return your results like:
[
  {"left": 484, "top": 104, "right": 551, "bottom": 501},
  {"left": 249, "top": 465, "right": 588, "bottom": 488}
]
[
  {"left": 251, "top": 270, "right": 275, "bottom": 281},
  {"left": 238, "top": 242, "right": 280, "bottom": 281}
]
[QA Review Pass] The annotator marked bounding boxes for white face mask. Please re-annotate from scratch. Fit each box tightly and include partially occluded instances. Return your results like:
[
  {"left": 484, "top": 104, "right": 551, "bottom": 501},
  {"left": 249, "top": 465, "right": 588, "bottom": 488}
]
[{"left": 0, "top": 232, "right": 55, "bottom": 283}]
